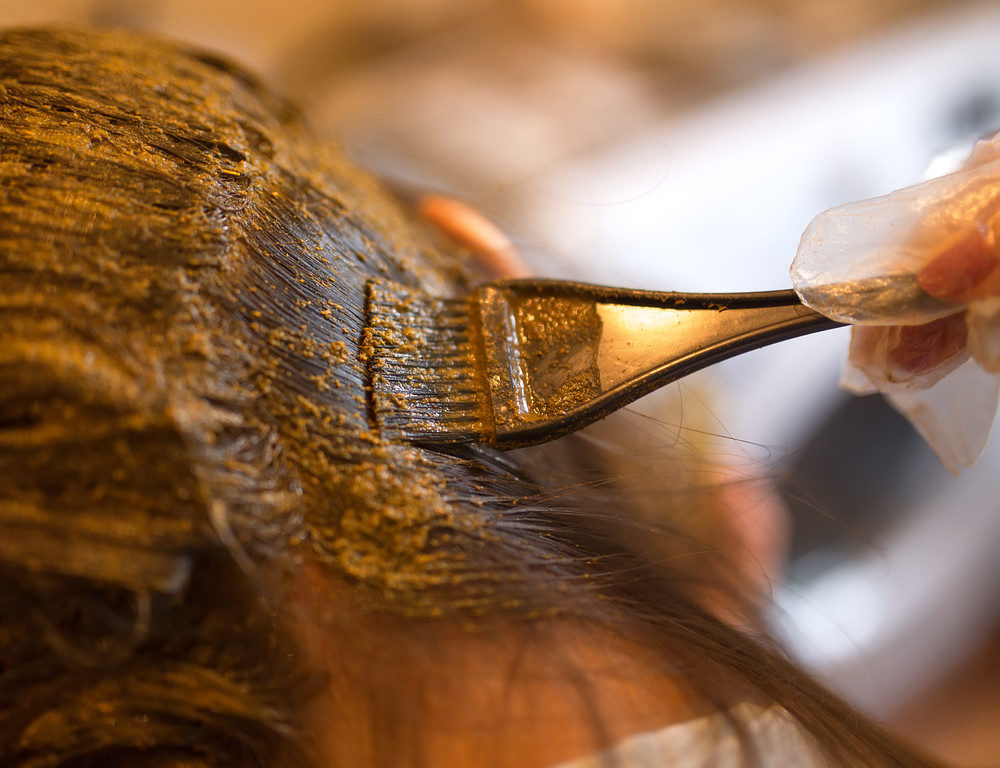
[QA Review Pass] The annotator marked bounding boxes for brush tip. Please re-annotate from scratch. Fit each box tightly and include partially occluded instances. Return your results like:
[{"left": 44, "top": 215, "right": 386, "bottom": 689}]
[{"left": 364, "top": 281, "right": 489, "bottom": 445}]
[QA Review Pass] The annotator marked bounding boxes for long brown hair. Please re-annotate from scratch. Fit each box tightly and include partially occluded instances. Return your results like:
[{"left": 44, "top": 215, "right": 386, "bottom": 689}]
[{"left": 0, "top": 27, "right": 943, "bottom": 768}]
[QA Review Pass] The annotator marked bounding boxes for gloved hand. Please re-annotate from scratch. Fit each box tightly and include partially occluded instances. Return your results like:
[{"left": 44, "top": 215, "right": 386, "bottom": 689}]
[{"left": 791, "top": 134, "right": 1000, "bottom": 474}]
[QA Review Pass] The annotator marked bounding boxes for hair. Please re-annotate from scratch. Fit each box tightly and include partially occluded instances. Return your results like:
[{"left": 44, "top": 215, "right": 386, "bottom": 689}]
[{"left": 0, "top": 27, "right": 943, "bottom": 768}]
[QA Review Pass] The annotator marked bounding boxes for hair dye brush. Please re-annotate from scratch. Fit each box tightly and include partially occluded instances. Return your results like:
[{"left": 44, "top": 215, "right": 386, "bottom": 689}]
[{"left": 363, "top": 277, "right": 939, "bottom": 450}]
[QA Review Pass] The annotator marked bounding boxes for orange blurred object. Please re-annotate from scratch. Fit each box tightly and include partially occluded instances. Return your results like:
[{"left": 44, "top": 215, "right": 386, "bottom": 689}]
[{"left": 417, "top": 194, "right": 531, "bottom": 279}]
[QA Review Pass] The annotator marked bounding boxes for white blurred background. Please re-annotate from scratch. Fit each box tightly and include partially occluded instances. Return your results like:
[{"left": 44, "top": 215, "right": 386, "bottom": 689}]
[{"left": 4, "top": 1, "right": 1000, "bottom": 762}]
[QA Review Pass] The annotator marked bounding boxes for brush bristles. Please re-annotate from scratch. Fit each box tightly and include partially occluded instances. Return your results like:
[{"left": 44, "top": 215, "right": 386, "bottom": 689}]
[{"left": 365, "top": 281, "right": 488, "bottom": 444}]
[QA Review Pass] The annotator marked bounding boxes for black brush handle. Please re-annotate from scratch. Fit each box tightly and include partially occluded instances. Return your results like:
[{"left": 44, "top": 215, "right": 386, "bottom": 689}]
[{"left": 477, "top": 280, "right": 846, "bottom": 449}]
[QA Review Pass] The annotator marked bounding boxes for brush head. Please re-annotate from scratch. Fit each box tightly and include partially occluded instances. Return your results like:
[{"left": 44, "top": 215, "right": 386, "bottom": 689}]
[
  {"left": 364, "top": 278, "right": 842, "bottom": 452},
  {"left": 363, "top": 280, "right": 490, "bottom": 444}
]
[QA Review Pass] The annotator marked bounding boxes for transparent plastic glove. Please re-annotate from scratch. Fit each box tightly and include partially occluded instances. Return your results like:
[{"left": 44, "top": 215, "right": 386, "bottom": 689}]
[{"left": 791, "top": 134, "right": 1000, "bottom": 474}]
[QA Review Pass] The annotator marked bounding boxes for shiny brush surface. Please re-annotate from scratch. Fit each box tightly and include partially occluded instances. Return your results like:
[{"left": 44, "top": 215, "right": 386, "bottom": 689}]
[{"left": 365, "top": 279, "right": 848, "bottom": 449}]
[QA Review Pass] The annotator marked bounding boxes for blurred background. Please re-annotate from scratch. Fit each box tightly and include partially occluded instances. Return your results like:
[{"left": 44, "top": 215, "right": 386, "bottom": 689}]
[{"left": 3, "top": 0, "right": 1000, "bottom": 763}]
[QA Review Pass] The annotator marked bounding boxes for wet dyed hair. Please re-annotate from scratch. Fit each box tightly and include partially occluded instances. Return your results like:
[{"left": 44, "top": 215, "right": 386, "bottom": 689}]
[{"left": 0, "top": 27, "right": 941, "bottom": 768}]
